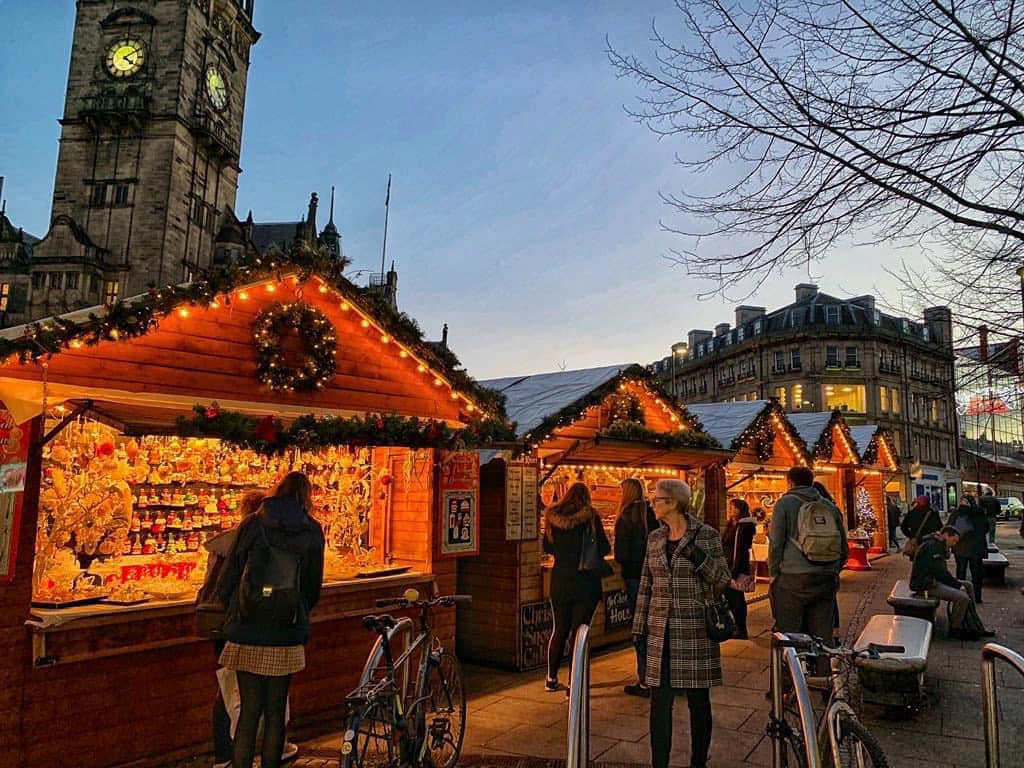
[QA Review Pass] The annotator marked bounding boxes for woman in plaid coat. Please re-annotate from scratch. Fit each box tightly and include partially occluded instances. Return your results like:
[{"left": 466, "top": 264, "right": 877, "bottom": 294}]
[{"left": 633, "top": 479, "right": 731, "bottom": 768}]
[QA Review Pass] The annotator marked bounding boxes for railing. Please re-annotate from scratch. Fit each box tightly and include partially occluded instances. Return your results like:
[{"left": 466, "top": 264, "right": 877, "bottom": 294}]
[
  {"left": 981, "top": 643, "right": 1024, "bottom": 767},
  {"left": 770, "top": 633, "right": 821, "bottom": 768},
  {"left": 566, "top": 624, "right": 592, "bottom": 768}
]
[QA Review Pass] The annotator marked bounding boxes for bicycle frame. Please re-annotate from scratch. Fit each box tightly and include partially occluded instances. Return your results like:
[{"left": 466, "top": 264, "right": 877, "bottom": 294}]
[{"left": 769, "top": 633, "right": 821, "bottom": 768}]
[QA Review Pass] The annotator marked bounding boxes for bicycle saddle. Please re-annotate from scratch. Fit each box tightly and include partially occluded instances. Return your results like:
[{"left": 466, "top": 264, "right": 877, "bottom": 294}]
[{"left": 362, "top": 614, "right": 397, "bottom": 632}]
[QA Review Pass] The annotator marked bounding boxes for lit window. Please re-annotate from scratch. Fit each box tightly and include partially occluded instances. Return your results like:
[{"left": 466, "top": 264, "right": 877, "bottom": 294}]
[
  {"left": 845, "top": 346, "right": 859, "bottom": 368},
  {"left": 103, "top": 280, "right": 119, "bottom": 305},
  {"left": 879, "top": 386, "right": 890, "bottom": 412},
  {"left": 823, "top": 383, "right": 866, "bottom": 413},
  {"left": 931, "top": 399, "right": 939, "bottom": 423},
  {"left": 826, "top": 346, "right": 840, "bottom": 368},
  {"left": 792, "top": 384, "right": 804, "bottom": 409},
  {"left": 0, "top": 283, "right": 9, "bottom": 312},
  {"left": 775, "top": 386, "right": 787, "bottom": 408},
  {"left": 826, "top": 305, "right": 840, "bottom": 324},
  {"left": 49, "top": 272, "right": 62, "bottom": 290},
  {"left": 891, "top": 388, "right": 900, "bottom": 414}
]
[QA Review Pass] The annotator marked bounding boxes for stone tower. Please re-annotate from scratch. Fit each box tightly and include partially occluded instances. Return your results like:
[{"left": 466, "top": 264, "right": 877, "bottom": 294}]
[{"left": 11, "top": 0, "right": 260, "bottom": 325}]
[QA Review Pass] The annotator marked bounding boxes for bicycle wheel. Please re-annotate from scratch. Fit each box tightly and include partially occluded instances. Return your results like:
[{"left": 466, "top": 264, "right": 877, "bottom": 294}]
[
  {"left": 342, "top": 698, "right": 400, "bottom": 768},
  {"left": 831, "top": 714, "right": 889, "bottom": 768},
  {"left": 421, "top": 651, "right": 466, "bottom": 768}
]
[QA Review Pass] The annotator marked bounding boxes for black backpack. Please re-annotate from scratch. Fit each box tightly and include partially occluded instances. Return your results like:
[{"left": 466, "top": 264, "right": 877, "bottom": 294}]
[{"left": 238, "top": 521, "right": 302, "bottom": 626}]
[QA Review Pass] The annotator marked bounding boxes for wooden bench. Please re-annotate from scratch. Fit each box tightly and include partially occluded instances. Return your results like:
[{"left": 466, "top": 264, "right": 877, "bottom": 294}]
[
  {"left": 854, "top": 614, "right": 932, "bottom": 708},
  {"left": 887, "top": 580, "right": 940, "bottom": 622},
  {"left": 983, "top": 552, "right": 1009, "bottom": 585}
]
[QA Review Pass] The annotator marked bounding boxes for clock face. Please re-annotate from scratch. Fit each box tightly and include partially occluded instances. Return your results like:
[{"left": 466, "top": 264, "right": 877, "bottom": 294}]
[
  {"left": 205, "top": 66, "right": 229, "bottom": 111},
  {"left": 106, "top": 39, "right": 146, "bottom": 78}
]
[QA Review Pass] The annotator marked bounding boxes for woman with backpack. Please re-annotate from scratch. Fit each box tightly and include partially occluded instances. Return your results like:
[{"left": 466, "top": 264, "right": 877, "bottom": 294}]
[
  {"left": 542, "top": 481, "right": 610, "bottom": 693},
  {"left": 217, "top": 472, "right": 325, "bottom": 768},
  {"left": 614, "top": 477, "right": 658, "bottom": 696}
]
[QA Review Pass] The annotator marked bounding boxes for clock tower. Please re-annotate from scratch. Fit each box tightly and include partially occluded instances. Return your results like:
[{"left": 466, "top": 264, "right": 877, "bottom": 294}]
[{"left": 16, "top": 0, "right": 260, "bottom": 324}]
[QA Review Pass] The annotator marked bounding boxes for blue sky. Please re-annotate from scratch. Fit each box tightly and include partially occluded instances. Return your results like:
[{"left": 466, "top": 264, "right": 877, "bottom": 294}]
[{"left": 0, "top": 1, "right": 909, "bottom": 378}]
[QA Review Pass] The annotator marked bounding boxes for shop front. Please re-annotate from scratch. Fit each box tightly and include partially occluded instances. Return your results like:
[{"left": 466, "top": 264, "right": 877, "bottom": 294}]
[
  {"left": 0, "top": 254, "right": 507, "bottom": 768},
  {"left": 686, "top": 400, "right": 812, "bottom": 581},
  {"left": 456, "top": 365, "right": 731, "bottom": 671}
]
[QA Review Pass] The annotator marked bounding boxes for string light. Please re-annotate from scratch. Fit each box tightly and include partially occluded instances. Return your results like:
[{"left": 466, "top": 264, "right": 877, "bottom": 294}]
[
  {"left": 380, "top": 334, "right": 390, "bottom": 344},
  {"left": 399, "top": 350, "right": 408, "bottom": 358},
  {"left": 266, "top": 284, "right": 276, "bottom": 293},
  {"left": 177, "top": 308, "right": 190, "bottom": 319},
  {"left": 238, "top": 290, "right": 250, "bottom": 301},
  {"left": 360, "top": 319, "right": 370, "bottom": 329},
  {"left": 340, "top": 302, "right": 350, "bottom": 312}
]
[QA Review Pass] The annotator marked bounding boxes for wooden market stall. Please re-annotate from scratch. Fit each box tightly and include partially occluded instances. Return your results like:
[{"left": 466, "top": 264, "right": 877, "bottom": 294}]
[
  {"left": 685, "top": 400, "right": 812, "bottom": 579},
  {"left": 0, "top": 251, "right": 507, "bottom": 768},
  {"left": 789, "top": 411, "right": 869, "bottom": 569},
  {"left": 456, "top": 364, "right": 731, "bottom": 671},
  {"left": 850, "top": 424, "right": 902, "bottom": 553}
]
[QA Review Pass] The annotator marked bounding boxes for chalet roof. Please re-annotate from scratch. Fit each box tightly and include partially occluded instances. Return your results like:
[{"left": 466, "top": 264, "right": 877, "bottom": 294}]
[
  {"left": 482, "top": 364, "right": 632, "bottom": 438},
  {"left": 686, "top": 400, "right": 768, "bottom": 447},
  {"left": 787, "top": 412, "right": 835, "bottom": 450},
  {"left": 849, "top": 425, "right": 876, "bottom": 454}
]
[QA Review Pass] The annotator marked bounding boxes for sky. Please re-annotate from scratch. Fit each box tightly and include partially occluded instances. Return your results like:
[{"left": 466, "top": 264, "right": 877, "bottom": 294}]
[{"left": 0, "top": 0, "right": 918, "bottom": 379}]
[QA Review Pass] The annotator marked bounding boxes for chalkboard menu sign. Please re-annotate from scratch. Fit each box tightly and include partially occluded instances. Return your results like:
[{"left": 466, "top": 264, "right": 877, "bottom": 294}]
[
  {"left": 603, "top": 588, "right": 634, "bottom": 631},
  {"left": 519, "top": 600, "right": 571, "bottom": 670}
]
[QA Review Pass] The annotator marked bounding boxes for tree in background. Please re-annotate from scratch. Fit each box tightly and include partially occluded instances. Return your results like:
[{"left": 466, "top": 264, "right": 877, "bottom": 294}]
[{"left": 610, "top": 0, "right": 1024, "bottom": 341}]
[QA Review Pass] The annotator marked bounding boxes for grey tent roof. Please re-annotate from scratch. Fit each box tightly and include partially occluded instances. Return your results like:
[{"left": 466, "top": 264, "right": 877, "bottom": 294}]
[
  {"left": 685, "top": 401, "right": 768, "bottom": 448},
  {"left": 481, "top": 363, "right": 633, "bottom": 438},
  {"left": 849, "top": 425, "right": 878, "bottom": 455},
  {"left": 787, "top": 412, "right": 835, "bottom": 449}
]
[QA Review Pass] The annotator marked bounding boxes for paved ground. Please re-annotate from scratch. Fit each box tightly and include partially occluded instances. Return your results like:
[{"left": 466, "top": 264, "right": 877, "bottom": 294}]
[{"left": 169, "top": 524, "right": 1024, "bottom": 768}]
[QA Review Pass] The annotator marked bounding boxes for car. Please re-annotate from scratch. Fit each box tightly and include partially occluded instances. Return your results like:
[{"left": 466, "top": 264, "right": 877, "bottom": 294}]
[{"left": 996, "top": 497, "right": 1024, "bottom": 520}]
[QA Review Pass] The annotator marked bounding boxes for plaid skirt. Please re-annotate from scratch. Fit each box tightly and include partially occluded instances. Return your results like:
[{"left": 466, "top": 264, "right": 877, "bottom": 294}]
[{"left": 219, "top": 642, "right": 305, "bottom": 677}]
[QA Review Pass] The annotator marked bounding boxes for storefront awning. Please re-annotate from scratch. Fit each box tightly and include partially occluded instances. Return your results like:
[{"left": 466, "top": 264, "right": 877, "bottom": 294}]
[{"left": 543, "top": 436, "right": 732, "bottom": 470}]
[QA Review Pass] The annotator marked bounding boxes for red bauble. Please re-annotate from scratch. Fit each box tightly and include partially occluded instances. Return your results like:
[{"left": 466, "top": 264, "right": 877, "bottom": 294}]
[
  {"left": 95, "top": 442, "right": 115, "bottom": 457},
  {"left": 205, "top": 401, "right": 221, "bottom": 419},
  {"left": 380, "top": 474, "right": 393, "bottom": 487},
  {"left": 254, "top": 415, "right": 278, "bottom": 444}
]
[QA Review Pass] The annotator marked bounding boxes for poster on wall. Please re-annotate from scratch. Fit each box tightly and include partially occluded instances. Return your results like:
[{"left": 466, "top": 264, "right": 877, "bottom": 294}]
[
  {"left": 505, "top": 459, "right": 540, "bottom": 541},
  {"left": 0, "top": 411, "right": 30, "bottom": 582},
  {"left": 438, "top": 450, "right": 480, "bottom": 557}
]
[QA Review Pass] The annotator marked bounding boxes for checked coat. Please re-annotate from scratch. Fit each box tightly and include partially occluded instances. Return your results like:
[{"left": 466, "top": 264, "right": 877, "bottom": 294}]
[{"left": 632, "top": 514, "right": 732, "bottom": 689}]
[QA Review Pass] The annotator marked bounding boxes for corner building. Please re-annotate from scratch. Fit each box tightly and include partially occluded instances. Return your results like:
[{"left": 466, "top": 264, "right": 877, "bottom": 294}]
[
  {"left": 1, "top": 0, "right": 259, "bottom": 326},
  {"left": 657, "top": 283, "right": 960, "bottom": 509}
]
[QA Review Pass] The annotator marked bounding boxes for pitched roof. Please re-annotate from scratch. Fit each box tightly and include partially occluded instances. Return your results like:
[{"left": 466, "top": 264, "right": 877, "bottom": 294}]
[
  {"left": 481, "top": 364, "right": 632, "bottom": 437},
  {"left": 787, "top": 412, "right": 835, "bottom": 450},
  {"left": 251, "top": 221, "right": 302, "bottom": 254},
  {"left": 849, "top": 425, "right": 876, "bottom": 454},
  {"left": 686, "top": 400, "right": 768, "bottom": 447}
]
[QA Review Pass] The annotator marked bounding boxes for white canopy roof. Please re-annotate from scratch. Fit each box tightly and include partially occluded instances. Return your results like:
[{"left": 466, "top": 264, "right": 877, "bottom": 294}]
[{"left": 685, "top": 401, "right": 768, "bottom": 448}]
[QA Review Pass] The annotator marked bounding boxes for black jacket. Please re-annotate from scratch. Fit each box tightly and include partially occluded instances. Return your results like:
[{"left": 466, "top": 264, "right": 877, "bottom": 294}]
[
  {"left": 910, "top": 535, "right": 959, "bottom": 592},
  {"left": 900, "top": 505, "right": 942, "bottom": 542},
  {"left": 218, "top": 497, "right": 325, "bottom": 646},
  {"left": 543, "top": 505, "right": 610, "bottom": 605},
  {"left": 979, "top": 494, "right": 1001, "bottom": 522},
  {"left": 614, "top": 500, "right": 658, "bottom": 581},
  {"left": 947, "top": 504, "right": 989, "bottom": 560},
  {"left": 722, "top": 517, "right": 757, "bottom": 578}
]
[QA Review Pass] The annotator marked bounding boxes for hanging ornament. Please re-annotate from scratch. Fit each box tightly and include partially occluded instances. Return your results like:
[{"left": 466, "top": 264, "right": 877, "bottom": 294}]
[
  {"left": 252, "top": 302, "right": 337, "bottom": 392},
  {"left": 205, "top": 401, "right": 221, "bottom": 419}
]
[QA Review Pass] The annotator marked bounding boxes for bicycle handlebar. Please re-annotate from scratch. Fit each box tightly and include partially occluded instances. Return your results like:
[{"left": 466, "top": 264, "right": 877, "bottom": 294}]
[
  {"left": 373, "top": 594, "right": 472, "bottom": 609},
  {"left": 773, "top": 632, "right": 904, "bottom": 658}
]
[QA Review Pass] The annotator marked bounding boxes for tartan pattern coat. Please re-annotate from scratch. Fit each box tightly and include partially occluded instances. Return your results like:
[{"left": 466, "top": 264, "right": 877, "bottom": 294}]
[{"left": 632, "top": 514, "right": 732, "bottom": 689}]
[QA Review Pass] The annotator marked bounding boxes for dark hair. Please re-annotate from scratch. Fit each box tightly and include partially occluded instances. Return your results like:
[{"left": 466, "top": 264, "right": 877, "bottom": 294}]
[
  {"left": 547, "top": 482, "right": 591, "bottom": 520},
  {"left": 812, "top": 481, "right": 835, "bottom": 503},
  {"left": 730, "top": 498, "right": 750, "bottom": 517},
  {"left": 273, "top": 471, "right": 313, "bottom": 512},
  {"left": 788, "top": 466, "right": 815, "bottom": 487},
  {"left": 940, "top": 525, "right": 960, "bottom": 537}
]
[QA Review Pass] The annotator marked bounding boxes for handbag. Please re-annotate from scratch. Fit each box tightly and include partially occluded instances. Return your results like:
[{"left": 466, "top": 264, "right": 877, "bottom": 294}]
[
  {"left": 579, "top": 519, "right": 613, "bottom": 578},
  {"left": 902, "top": 509, "right": 933, "bottom": 559},
  {"left": 732, "top": 526, "right": 755, "bottom": 593},
  {"left": 694, "top": 524, "right": 735, "bottom": 642}
]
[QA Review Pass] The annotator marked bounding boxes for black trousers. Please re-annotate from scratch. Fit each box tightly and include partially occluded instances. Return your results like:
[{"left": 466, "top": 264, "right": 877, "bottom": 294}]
[
  {"left": 547, "top": 598, "right": 597, "bottom": 681},
  {"left": 232, "top": 671, "right": 292, "bottom": 768},
  {"left": 955, "top": 554, "right": 984, "bottom": 603},
  {"left": 723, "top": 586, "right": 748, "bottom": 636},
  {"left": 213, "top": 641, "right": 232, "bottom": 763},
  {"left": 650, "top": 686, "right": 712, "bottom": 768},
  {"left": 771, "top": 572, "right": 839, "bottom": 675}
]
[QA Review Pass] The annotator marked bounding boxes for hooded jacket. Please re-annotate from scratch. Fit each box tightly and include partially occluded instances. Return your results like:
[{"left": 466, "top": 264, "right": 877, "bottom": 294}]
[
  {"left": 614, "top": 500, "right": 659, "bottom": 581},
  {"left": 218, "top": 496, "right": 325, "bottom": 647},
  {"left": 543, "top": 504, "right": 610, "bottom": 605},
  {"left": 768, "top": 486, "right": 848, "bottom": 577}
]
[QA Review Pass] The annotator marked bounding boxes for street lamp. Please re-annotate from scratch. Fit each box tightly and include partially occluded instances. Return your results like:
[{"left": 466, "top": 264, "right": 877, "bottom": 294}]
[{"left": 671, "top": 342, "right": 689, "bottom": 401}]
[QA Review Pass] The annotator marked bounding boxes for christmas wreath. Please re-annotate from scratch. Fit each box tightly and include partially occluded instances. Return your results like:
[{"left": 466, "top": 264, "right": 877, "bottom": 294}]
[{"left": 253, "top": 302, "right": 337, "bottom": 392}]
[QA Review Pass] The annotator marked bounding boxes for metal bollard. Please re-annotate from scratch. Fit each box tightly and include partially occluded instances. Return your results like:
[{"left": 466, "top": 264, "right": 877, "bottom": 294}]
[
  {"left": 981, "top": 643, "right": 1024, "bottom": 768},
  {"left": 567, "top": 624, "right": 592, "bottom": 768}
]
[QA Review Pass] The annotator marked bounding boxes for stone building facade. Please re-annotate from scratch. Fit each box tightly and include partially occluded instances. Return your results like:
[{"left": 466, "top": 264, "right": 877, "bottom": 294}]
[
  {"left": 0, "top": 0, "right": 260, "bottom": 326},
  {"left": 655, "top": 283, "right": 960, "bottom": 507}
]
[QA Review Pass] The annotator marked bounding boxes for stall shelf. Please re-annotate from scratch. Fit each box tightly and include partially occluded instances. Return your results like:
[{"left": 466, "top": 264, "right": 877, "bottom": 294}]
[
  {"left": 0, "top": 251, "right": 505, "bottom": 768},
  {"left": 456, "top": 364, "right": 731, "bottom": 670}
]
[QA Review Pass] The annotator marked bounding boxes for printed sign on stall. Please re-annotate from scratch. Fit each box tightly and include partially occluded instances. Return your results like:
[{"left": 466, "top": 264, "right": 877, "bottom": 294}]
[
  {"left": 0, "top": 411, "right": 31, "bottom": 582},
  {"left": 438, "top": 451, "right": 479, "bottom": 557},
  {"left": 504, "top": 458, "right": 540, "bottom": 541}
]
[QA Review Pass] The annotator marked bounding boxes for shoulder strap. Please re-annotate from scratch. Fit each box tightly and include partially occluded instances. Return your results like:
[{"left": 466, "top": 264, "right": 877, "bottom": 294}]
[{"left": 911, "top": 509, "right": 931, "bottom": 540}]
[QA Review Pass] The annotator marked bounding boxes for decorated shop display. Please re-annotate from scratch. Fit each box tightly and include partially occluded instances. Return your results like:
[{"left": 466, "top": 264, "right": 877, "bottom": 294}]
[
  {"left": 31, "top": 417, "right": 399, "bottom": 609},
  {"left": 853, "top": 485, "right": 878, "bottom": 536}
]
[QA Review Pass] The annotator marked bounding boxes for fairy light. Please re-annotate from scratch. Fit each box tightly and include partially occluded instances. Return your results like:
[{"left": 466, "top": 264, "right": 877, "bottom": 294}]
[
  {"left": 417, "top": 364, "right": 426, "bottom": 373},
  {"left": 318, "top": 284, "right": 329, "bottom": 294},
  {"left": 433, "top": 377, "right": 443, "bottom": 387},
  {"left": 69, "top": 340, "right": 83, "bottom": 350},
  {"left": 380, "top": 334, "right": 390, "bottom": 344},
  {"left": 238, "top": 290, "right": 250, "bottom": 301},
  {"left": 450, "top": 391, "right": 459, "bottom": 400},
  {"left": 210, "top": 300, "right": 221, "bottom": 310},
  {"left": 360, "top": 319, "right": 370, "bottom": 329},
  {"left": 266, "top": 284, "right": 276, "bottom": 293},
  {"left": 177, "top": 307, "right": 190, "bottom": 319},
  {"left": 399, "top": 349, "right": 408, "bottom": 358},
  {"left": 340, "top": 302, "right": 350, "bottom": 312}
]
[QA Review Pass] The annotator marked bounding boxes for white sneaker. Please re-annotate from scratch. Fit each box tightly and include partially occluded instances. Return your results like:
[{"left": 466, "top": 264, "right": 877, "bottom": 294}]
[{"left": 213, "top": 762, "right": 231, "bottom": 768}]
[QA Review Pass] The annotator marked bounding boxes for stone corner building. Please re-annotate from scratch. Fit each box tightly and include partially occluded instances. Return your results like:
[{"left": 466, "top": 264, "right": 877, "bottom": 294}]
[
  {"left": 0, "top": 0, "right": 261, "bottom": 327},
  {"left": 655, "top": 283, "right": 960, "bottom": 508}
]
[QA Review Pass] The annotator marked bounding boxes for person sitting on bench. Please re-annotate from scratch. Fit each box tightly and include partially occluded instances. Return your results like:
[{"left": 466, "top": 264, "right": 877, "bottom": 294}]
[{"left": 910, "top": 526, "right": 995, "bottom": 641}]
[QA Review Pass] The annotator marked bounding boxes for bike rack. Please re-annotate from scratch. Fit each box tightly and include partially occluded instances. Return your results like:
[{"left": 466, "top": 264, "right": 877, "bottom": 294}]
[
  {"left": 770, "top": 633, "right": 821, "bottom": 768},
  {"left": 360, "top": 616, "right": 415, "bottom": 699},
  {"left": 566, "top": 623, "right": 591, "bottom": 768},
  {"left": 981, "top": 642, "right": 1024, "bottom": 768}
]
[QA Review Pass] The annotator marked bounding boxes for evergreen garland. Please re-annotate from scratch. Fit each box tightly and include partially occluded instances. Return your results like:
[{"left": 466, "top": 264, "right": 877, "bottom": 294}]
[
  {"left": 253, "top": 302, "right": 337, "bottom": 392},
  {"left": 599, "top": 421, "right": 722, "bottom": 450}
]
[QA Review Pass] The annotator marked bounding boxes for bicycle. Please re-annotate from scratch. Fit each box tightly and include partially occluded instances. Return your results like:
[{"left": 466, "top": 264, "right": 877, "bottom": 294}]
[
  {"left": 768, "top": 632, "right": 904, "bottom": 768},
  {"left": 342, "top": 589, "right": 471, "bottom": 768}
]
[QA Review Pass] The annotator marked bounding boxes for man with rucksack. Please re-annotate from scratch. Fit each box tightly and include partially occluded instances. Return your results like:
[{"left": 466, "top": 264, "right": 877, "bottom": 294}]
[{"left": 768, "top": 466, "right": 848, "bottom": 664}]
